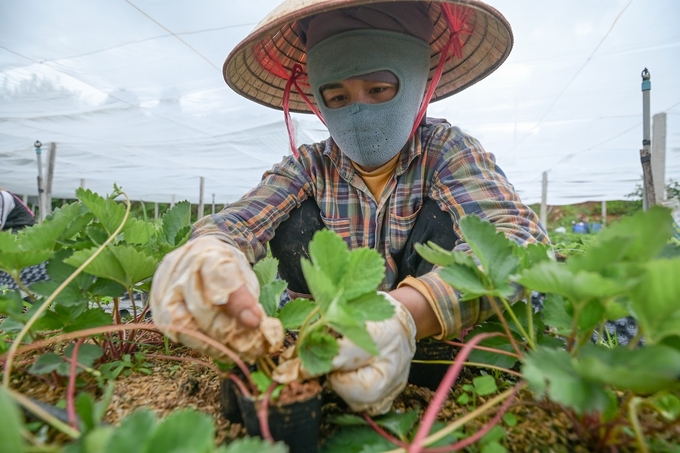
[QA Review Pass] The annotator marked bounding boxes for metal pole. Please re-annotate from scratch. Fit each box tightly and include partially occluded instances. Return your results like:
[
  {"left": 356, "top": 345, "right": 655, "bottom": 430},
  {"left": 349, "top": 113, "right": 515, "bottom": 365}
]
[
  {"left": 211, "top": 193, "right": 216, "bottom": 215},
  {"left": 197, "top": 177, "right": 205, "bottom": 220},
  {"left": 652, "top": 113, "right": 667, "bottom": 203},
  {"left": 540, "top": 171, "right": 548, "bottom": 228},
  {"left": 45, "top": 142, "right": 56, "bottom": 216},
  {"left": 640, "top": 68, "right": 655, "bottom": 211},
  {"left": 601, "top": 200, "right": 607, "bottom": 227},
  {"left": 34, "top": 140, "right": 45, "bottom": 223}
]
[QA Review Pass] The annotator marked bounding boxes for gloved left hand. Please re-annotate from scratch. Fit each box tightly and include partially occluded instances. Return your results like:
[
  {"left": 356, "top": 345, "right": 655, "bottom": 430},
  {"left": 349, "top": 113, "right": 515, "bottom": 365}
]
[{"left": 327, "top": 292, "right": 416, "bottom": 415}]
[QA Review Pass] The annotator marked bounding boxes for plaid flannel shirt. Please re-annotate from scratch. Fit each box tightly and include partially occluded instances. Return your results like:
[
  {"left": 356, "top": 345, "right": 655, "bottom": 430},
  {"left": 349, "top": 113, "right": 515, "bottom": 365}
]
[{"left": 193, "top": 118, "right": 549, "bottom": 338}]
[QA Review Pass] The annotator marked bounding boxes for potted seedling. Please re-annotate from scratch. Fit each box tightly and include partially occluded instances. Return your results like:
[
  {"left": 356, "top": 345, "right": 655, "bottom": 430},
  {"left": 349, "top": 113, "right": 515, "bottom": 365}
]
[{"left": 220, "top": 229, "right": 396, "bottom": 453}]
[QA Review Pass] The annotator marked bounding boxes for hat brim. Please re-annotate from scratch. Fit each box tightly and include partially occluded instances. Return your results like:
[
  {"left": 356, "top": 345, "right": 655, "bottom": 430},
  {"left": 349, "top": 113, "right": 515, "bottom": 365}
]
[{"left": 224, "top": 0, "right": 513, "bottom": 114}]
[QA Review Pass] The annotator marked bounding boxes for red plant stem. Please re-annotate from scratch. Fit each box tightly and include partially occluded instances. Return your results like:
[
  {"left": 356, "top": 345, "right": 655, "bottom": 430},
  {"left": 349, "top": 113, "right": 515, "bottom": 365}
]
[
  {"left": 257, "top": 381, "right": 278, "bottom": 443},
  {"left": 227, "top": 373, "right": 252, "bottom": 399},
  {"left": 442, "top": 340, "right": 520, "bottom": 358},
  {"left": 408, "top": 332, "right": 504, "bottom": 453},
  {"left": 363, "top": 413, "right": 410, "bottom": 449},
  {"left": 486, "top": 296, "right": 524, "bottom": 357},
  {"left": 66, "top": 338, "right": 85, "bottom": 430},
  {"left": 422, "top": 384, "right": 519, "bottom": 453}
]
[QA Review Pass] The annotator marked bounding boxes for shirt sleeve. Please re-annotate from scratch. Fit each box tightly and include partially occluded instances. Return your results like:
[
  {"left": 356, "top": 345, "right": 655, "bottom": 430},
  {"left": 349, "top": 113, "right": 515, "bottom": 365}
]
[
  {"left": 401, "top": 125, "right": 549, "bottom": 339},
  {"left": 0, "top": 190, "right": 16, "bottom": 230},
  {"left": 191, "top": 152, "right": 315, "bottom": 263}
]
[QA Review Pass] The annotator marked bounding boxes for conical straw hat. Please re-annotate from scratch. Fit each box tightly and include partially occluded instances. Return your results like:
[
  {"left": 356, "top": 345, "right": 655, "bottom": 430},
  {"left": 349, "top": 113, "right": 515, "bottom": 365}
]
[{"left": 224, "top": 0, "right": 512, "bottom": 114}]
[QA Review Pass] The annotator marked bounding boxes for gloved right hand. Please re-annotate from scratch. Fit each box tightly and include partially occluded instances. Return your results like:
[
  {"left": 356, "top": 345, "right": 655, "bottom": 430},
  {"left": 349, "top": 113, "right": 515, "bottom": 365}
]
[{"left": 150, "top": 235, "right": 284, "bottom": 363}]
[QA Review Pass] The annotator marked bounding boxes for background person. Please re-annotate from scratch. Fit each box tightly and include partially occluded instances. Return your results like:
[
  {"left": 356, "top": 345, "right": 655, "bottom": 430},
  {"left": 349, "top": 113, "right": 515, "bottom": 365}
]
[{"left": 0, "top": 187, "right": 49, "bottom": 291}]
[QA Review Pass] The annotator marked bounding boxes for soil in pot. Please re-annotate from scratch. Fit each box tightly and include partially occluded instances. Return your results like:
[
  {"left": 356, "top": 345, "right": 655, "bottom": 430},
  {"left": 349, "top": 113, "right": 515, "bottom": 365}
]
[{"left": 235, "top": 379, "right": 323, "bottom": 453}]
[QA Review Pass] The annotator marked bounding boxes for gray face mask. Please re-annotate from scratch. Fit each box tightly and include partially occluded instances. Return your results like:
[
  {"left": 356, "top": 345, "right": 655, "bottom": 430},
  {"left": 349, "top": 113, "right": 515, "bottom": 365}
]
[{"left": 307, "top": 30, "right": 430, "bottom": 168}]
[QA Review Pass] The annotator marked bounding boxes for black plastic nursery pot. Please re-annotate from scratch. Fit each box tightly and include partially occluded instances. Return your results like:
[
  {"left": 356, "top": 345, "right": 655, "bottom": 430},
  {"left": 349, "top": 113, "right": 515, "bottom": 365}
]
[
  {"left": 236, "top": 386, "right": 323, "bottom": 453},
  {"left": 408, "top": 339, "right": 458, "bottom": 391},
  {"left": 221, "top": 377, "right": 323, "bottom": 453}
]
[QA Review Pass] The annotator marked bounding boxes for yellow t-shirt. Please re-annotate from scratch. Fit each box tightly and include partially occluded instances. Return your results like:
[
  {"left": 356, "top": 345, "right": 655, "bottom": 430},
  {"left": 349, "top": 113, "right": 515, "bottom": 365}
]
[{"left": 351, "top": 153, "right": 400, "bottom": 200}]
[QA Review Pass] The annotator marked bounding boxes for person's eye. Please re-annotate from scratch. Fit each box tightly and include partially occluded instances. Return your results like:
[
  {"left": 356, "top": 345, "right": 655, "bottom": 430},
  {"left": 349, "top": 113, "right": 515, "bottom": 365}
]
[
  {"left": 369, "top": 86, "right": 387, "bottom": 94},
  {"left": 330, "top": 94, "right": 348, "bottom": 103}
]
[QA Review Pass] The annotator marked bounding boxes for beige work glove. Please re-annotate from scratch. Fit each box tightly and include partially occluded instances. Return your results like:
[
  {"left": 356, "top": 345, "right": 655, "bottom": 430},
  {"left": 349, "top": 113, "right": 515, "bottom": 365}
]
[
  {"left": 328, "top": 292, "right": 417, "bottom": 416},
  {"left": 150, "top": 235, "right": 284, "bottom": 363}
]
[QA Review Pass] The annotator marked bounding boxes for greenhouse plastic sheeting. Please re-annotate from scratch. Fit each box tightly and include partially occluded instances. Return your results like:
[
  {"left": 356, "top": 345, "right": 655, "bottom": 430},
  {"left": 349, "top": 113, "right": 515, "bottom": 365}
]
[{"left": 1, "top": 0, "right": 679, "bottom": 205}]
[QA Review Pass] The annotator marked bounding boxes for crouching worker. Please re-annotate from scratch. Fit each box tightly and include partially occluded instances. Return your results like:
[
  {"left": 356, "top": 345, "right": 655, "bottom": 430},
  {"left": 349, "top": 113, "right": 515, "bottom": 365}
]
[{"left": 150, "top": 0, "right": 548, "bottom": 416}]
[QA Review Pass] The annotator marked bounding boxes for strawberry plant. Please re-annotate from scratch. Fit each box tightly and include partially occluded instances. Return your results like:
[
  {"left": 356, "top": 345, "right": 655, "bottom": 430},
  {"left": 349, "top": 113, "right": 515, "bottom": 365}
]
[{"left": 320, "top": 207, "right": 679, "bottom": 452}]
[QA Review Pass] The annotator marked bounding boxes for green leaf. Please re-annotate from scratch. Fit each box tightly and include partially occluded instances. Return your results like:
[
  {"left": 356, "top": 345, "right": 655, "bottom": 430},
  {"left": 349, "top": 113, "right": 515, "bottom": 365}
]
[
  {"left": 161, "top": 201, "right": 191, "bottom": 246},
  {"left": 344, "top": 292, "right": 394, "bottom": 323},
  {"left": 325, "top": 413, "right": 367, "bottom": 426},
  {"left": 574, "top": 343, "right": 680, "bottom": 394},
  {"left": 522, "top": 346, "right": 611, "bottom": 415},
  {"left": 473, "top": 375, "right": 498, "bottom": 396},
  {"left": 338, "top": 248, "right": 385, "bottom": 301},
  {"left": 375, "top": 409, "right": 419, "bottom": 438},
  {"left": 301, "top": 258, "right": 336, "bottom": 313},
  {"left": 517, "top": 262, "right": 622, "bottom": 304},
  {"left": 629, "top": 258, "right": 680, "bottom": 344},
  {"left": 148, "top": 408, "right": 215, "bottom": 453},
  {"left": 66, "top": 245, "right": 159, "bottom": 288},
  {"left": 77, "top": 188, "right": 129, "bottom": 236},
  {"left": 459, "top": 215, "right": 519, "bottom": 287},
  {"left": 251, "top": 371, "right": 274, "bottom": 395},
  {"left": 59, "top": 205, "right": 95, "bottom": 241},
  {"left": 221, "top": 437, "right": 288, "bottom": 453},
  {"left": 259, "top": 280, "right": 287, "bottom": 317},
  {"left": 103, "top": 408, "right": 157, "bottom": 453},
  {"left": 577, "top": 299, "right": 605, "bottom": 332},
  {"left": 502, "top": 413, "right": 517, "bottom": 427},
  {"left": 649, "top": 393, "right": 680, "bottom": 421},
  {"left": 88, "top": 278, "right": 126, "bottom": 298},
  {"left": 16, "top": 202, "right": 81, "bottom": 251},
  {"left": 0, "top": 249, "right": 53, "bottom": 274},
  {"left": 594, "top": 206, "right": 673, "bottom": 263},
  {"left": 64, "top": 343, "right": 104, "bottom": 369},
  {"left": 331, "top": 322, "right": 378, "bottom": 356},
  {"left": 516, "top": 241, "right": 554, "bottom": 270},
  {"left": 276, "top": 298, "right": 318, "bottom": 330},
  {"left": 75, "top": 392, "right": 97, "bottom": 432},
  {"left": 0, "top": 387, "right": 26, "bottom": 453},
  {"left": 253, "top": 257, "right": 280, "bottom": 287},
  {"left": 297, "top": 330, "right": 339, "bottom": 376},
  {"left": 540, "top": 294, "right": 573, "bottom": 335},
  {"left": 123, "top": 218, "right": 156, "bottom": 245},
  {"left": 86, "top": 224, "right": 111, "bottom": 246},
  {"left": 439, "top": 264, "right": 488, "bottom": 300},
  {"left": 31, "top": 255, "right": 94, "bottom": 306},
  {"left": 0, "top": 231, "right": 20, "bottom": 255},
  {"left": 309, "top": 229, "right": 350, "bottom": 286},
  {"left": 320, "top": 426, "right": 394, "bottom": 453},
  {"left": 29, "top": 353, "right": 64, "bottom": 375},
  {"left": 415, "top": 241, "right": 468, "bottom": 268}
]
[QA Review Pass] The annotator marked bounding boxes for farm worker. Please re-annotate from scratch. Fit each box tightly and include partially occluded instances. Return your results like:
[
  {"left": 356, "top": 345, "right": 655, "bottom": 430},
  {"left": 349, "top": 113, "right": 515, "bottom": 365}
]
[
  {"left": 0, "top": 187, "right": 49, "bottom": 291},
  {"left": 150, "top": 0, "right": 549, "bottom": 415}
]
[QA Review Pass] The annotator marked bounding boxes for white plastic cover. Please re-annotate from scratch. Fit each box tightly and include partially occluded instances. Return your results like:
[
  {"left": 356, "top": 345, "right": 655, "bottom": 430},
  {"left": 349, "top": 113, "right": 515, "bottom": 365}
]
[{"left": 1, "top": 1, "right": 678, "bottom": 205}]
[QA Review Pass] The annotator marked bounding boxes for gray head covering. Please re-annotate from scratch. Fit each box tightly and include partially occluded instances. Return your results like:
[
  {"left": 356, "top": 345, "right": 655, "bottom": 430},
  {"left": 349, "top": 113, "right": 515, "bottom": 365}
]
[{"left": 297, "top": 2, "right": 434, "bottom": 50}]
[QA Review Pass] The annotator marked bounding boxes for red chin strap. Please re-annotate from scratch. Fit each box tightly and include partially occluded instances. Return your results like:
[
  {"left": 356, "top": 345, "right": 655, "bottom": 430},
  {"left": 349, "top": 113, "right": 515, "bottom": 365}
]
[
  {"left": 410, "top": 4, "right": 474, "bottom": 138},
  {"left": 253, "top": 42, "right": 325, "bottom": 158},
  {"left": 254, "top": 3, "right": 473, "bottom": 158}
]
